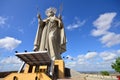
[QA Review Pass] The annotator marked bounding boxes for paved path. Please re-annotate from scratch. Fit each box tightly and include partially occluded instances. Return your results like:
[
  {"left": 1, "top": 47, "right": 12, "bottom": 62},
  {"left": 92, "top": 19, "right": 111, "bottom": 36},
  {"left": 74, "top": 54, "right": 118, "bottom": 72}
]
[{"left": 0, "top": 78, "right": 3, "bottom": 80}]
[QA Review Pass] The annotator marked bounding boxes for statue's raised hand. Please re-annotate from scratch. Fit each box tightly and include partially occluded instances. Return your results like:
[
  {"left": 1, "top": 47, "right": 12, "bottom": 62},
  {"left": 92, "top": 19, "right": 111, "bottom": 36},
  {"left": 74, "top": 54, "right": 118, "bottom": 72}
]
[
  {"left": 37, "top": 13, "right": 41, "bottom": 19},
  {"left": 33, "top": 45, "right": 38, "bottom": 52}
]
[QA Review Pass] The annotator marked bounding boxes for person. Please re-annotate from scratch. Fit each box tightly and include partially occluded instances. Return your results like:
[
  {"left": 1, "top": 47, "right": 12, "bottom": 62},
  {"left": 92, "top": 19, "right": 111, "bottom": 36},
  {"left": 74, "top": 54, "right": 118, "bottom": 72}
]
[{"left": 33, "top": 7, "right": 66, "bottom": 59}]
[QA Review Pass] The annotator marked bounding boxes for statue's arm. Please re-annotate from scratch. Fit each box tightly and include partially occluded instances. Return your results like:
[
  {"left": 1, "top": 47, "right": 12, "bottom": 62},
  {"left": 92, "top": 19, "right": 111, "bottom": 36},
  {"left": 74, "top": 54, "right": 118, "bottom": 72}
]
[
  {"left": 57, "top": 19, "right": 63, "bottom": 29},
  {"left": 56, "top": 15, "right": 63, "bottom": 29},
  {"left": 33, "top": 14, "right": 45, "bottom": 51},
  {"left": 37, "top": 14, "right": 44, "bottom": 25}
]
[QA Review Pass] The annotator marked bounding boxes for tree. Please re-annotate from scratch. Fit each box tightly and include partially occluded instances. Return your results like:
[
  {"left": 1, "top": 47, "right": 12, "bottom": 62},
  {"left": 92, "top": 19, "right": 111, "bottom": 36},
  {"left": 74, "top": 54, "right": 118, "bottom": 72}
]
[
  {"left": 111, "top": 57, "right": 120, "bottom": 73},
  {"left": 100, "top": 71, "right": 109, "bottom": 76}
]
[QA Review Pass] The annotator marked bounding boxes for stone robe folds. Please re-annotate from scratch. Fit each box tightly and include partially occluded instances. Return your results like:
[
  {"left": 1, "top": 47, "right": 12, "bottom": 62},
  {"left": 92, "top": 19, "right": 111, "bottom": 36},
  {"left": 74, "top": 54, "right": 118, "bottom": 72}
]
[{"left": 34, "top": 16, "right": 66, "bottom": 59}]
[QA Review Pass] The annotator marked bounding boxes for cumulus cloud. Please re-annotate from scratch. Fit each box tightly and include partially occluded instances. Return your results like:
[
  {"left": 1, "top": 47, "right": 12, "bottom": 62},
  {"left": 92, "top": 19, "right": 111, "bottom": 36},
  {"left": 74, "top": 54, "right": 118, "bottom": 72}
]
[
  {"left": 117, "top": 49, "right": 120, "bottom": 54},
  {"left": 100, "top": 51, "right": 117, "bottom": 61},
  {"left": 0, "top": 37, "right": 22, "bottom": 50},
  {"left": 100, "top": 32, "right": 120, "bottom": 47},
  {"left": 77, "top": 55, "right": 85, "bottom": 64},
  {"left": 92, "top": 12, "right": 116, "bottom": 36},
  {"left": 91, "top": 12, "right": 120, "bottom": 47},
  {"left": 85, "top": 52, "right": 97, "bottom": 59},
  {"left": 65, "top": 61, "right": 76, "bottom": 67},
  {"left": 66, "top": 17, "right": 86, "bottom": 30},
  {"left": 65, "top": 52, "right": 98, "bottom": 69},
  {"left": 0, "top": 56, "right": 22, "bottom": 64},
  {"left": 0, "top": 56, "right": 22, "bottom": 71},
  {"left": 91, "top": 29, "right": 107, "bottom": 37},
  {"left": 93, "top": 13, "right": 116, "bottom": 32},
  {"left": 65, "top": 50, "right": 120, "bottom": 71}
]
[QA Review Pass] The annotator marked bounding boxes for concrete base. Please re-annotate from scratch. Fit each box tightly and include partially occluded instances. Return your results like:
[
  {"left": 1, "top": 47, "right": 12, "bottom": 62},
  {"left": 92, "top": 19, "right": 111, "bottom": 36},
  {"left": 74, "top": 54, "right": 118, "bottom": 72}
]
[
  {"left": 4, "top": 73, "right": 51, "bottom": 80},
  {"left": 4, "top": 60, "right": 65, "bottom": 80}
]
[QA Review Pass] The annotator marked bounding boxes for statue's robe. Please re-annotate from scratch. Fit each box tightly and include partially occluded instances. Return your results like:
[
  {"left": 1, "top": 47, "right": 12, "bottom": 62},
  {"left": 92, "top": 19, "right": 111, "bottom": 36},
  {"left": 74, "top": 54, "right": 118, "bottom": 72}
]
[{"left": 34, "top": 16, "right": 66, "bottom": 59}]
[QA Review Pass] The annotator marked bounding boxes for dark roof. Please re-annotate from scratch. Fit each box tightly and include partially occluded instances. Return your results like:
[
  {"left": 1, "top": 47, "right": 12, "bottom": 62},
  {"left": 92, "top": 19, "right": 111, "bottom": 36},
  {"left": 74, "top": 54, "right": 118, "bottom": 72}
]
[{"left": 16, "top": 51, "right": 51, "bottom": 65}]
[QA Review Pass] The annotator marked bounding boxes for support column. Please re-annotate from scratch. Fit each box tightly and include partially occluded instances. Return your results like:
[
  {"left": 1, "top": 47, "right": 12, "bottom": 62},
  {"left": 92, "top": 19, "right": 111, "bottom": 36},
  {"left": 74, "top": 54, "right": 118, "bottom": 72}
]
[
  {"left": 32, "top": 66, "right": 36, "bottom": 73},
  {"left": 24, "top": 64, "right": 30, "bottom": 73},
  {"left": 55, "top": 60, "right": 64, "bottom": 78}
]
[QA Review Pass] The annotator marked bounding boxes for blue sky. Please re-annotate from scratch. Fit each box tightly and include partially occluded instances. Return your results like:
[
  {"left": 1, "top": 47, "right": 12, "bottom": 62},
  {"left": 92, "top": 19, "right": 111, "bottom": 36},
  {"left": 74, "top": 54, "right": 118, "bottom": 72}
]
[{"left": 0, "top": 0, "right": 120, "bottom": 72}]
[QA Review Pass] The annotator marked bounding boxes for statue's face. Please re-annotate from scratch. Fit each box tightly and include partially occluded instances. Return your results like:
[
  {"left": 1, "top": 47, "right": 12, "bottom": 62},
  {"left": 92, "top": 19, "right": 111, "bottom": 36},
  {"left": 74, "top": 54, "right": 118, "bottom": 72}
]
[
  {"left": 47, "top": 11, "right": 54, "bottom": 17},
  {"left": 45, "top": 7, "right": 56, "bottom": 17}
]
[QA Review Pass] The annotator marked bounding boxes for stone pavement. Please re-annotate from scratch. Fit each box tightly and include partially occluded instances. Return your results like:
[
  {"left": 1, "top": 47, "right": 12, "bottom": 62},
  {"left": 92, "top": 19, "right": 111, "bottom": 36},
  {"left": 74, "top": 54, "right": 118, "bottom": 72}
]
[
  {"left": 0, "top": 78, "right": 3, "bottom": 80},
  {"left": 57, "top": 77, "right": 86, "bottom": 80}
]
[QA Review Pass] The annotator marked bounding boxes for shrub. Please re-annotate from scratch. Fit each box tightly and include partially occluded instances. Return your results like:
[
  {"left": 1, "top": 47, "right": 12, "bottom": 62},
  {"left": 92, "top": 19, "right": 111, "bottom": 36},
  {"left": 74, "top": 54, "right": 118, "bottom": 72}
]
[{"left": 100, "top": 71, "right": 110, "bottom": 76}]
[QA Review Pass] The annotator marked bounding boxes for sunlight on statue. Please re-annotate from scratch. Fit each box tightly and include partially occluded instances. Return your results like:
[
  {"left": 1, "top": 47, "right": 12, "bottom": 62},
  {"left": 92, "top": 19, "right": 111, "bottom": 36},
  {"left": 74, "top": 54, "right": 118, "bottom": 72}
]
[{"left": 33, "top": 7, "right": 66, "bottom": 59}]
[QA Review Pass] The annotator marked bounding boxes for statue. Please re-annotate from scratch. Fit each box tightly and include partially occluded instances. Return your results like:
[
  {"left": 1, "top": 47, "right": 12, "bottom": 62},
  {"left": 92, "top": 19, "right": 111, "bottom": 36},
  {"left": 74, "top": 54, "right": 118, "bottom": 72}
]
[
  {"left": 4, "top": 7, "right": 66, "bottom": 80},
  {"left": 33, "top": 7, "right": 67, "bottom": 59}
]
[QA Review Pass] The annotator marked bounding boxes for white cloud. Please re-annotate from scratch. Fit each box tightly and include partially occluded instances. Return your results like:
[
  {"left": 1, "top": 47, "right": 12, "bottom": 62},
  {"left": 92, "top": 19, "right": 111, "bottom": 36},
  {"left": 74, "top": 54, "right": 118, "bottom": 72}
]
[
  {"left": 0, "top": 56, "right": 22, "bottom": 64},
  {"left": 0, "top": 16, "right": 7, "bottom": 27},
  {"left": 65, "top": 50, "right": 119, "bottom": 71},
  {"left": 66, "top": 17, "right": 86, "bottom": 30},
  {"left": 100, "top": 51, "right": 117, "bottom": 61},
  {"left": 117, "top": 49, "right": 120, "bottom": 54},
  {"left": 93, "top": 12, "right": 116, "bottom": 31},
  {"left": 92, "top": 12, "right": 116, "bottom": 36},
  {"left": 85, "top": 52, "right": 97, "bottom": 59},
  {"left": 91, "top": 29, "right": 107, "bottom": 37},
  {"left": 100, "top": 32, "right": 120, "bottom": 47},
  {"left": 0, "top": 56, "right": 22, "bottom": 72},
  {"left": 0, "top": 37, "right": 22, "bottom": 50},
  {"left": 92, "top": 12, "right": 120, "bottom": 47},
  {"left": 77, "top": 55, "right": 85, "bottom": 64},
  {"left": 65, "top": 61, "right": 76, "bottom": 67}
]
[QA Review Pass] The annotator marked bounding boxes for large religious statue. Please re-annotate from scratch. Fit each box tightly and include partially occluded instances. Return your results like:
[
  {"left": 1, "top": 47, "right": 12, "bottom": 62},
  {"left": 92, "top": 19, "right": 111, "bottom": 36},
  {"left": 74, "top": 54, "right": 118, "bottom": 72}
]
[{"left": 33, "top": 7, "right": 67, "bottom": 60}]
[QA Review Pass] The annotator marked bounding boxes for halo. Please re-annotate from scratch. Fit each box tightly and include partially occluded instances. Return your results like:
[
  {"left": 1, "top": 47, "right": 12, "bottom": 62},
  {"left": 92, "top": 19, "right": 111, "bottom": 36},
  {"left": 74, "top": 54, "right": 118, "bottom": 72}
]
[{"left": 45, "top": 7, "right": 57, "bottom": 16}]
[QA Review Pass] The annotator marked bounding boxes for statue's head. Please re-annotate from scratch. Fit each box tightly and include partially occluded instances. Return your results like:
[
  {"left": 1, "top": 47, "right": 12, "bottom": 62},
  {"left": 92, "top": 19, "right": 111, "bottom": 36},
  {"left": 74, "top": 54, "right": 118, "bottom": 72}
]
[{"left": 45, "top": 7, "right": 57, "bottom": 17}]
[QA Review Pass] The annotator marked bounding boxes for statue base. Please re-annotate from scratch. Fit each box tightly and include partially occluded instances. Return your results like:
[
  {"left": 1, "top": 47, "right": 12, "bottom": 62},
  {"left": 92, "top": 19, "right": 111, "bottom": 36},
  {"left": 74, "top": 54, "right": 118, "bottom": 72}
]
[{"left": 4, "top": 51, "right": 65, "bottom": 80}]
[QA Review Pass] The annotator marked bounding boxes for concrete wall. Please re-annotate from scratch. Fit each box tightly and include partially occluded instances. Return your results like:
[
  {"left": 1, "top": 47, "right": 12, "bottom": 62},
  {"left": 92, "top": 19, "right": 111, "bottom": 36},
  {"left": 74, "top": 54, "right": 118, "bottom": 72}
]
[{"left": 4, "top": 73, "right": 51, "bottom": 80}]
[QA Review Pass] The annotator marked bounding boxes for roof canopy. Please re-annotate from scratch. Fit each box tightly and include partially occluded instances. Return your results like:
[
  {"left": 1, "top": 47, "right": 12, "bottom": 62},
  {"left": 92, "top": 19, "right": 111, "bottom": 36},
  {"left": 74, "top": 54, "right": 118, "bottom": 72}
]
[{"left": 15, "top": 51, "right": 51, "bottom": 66}]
